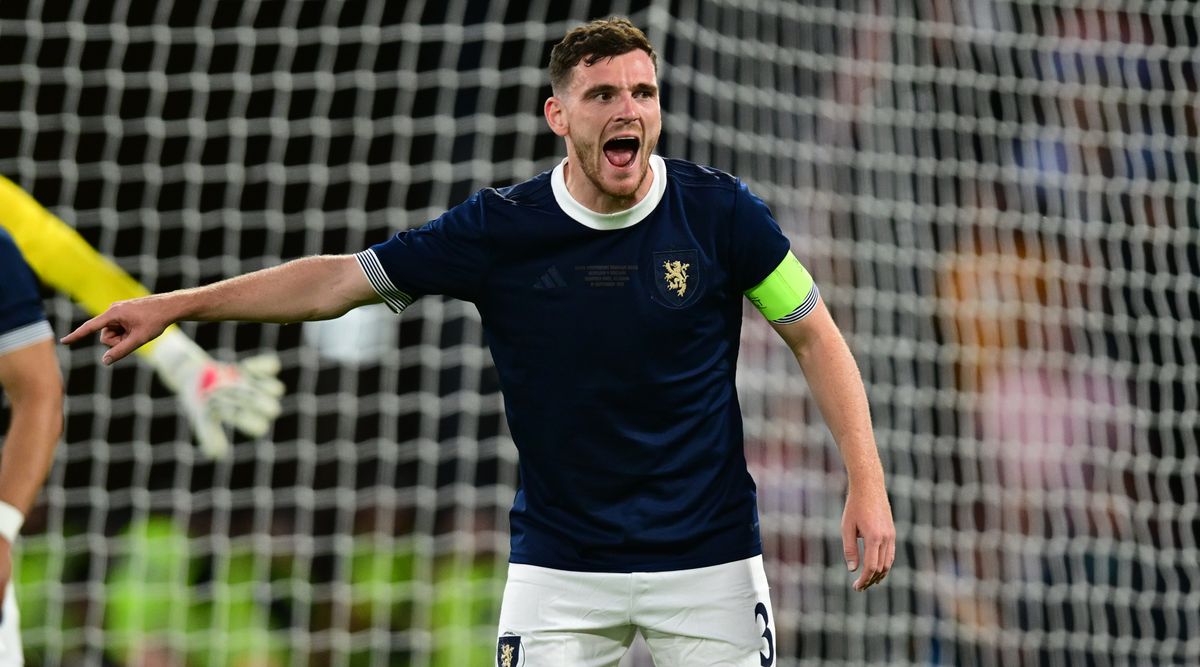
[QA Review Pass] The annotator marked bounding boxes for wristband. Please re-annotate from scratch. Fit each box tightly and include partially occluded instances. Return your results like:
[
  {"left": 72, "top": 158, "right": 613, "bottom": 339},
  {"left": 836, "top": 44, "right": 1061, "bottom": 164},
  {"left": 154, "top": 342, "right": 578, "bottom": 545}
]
[{"left": 0, "top": 501, "right": 23, "bottom": 544}]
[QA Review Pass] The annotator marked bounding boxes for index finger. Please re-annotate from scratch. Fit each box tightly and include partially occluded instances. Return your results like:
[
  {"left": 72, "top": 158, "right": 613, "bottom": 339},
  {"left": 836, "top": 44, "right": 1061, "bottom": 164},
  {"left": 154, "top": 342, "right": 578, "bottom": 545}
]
[{"left": 59, "top": 313, "right": 114, "bottom": 345}]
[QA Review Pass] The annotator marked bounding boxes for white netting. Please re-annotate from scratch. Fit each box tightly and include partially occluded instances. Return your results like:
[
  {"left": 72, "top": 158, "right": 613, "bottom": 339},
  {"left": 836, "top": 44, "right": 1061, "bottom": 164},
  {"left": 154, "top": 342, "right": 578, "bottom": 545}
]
[{"left": 0, "top": 1, "right": 1196, "bottom": 666}]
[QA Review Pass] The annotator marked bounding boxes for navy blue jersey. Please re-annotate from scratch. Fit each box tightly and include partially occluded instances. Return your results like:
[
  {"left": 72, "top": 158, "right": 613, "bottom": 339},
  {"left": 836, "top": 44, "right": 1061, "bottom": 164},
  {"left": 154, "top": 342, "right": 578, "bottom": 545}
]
[
  {"left": 0, "top": 228, "right": 52, "bottom": 355},
  {"left": 360, "top": 157, "right": 792, "bottom": 572}
]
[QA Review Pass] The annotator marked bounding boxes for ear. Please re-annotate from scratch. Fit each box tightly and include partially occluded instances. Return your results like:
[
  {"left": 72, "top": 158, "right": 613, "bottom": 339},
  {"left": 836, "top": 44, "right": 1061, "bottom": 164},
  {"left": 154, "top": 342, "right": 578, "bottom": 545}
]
[{"left": 544, "top": 96, "right": 569, "bottom": 137}]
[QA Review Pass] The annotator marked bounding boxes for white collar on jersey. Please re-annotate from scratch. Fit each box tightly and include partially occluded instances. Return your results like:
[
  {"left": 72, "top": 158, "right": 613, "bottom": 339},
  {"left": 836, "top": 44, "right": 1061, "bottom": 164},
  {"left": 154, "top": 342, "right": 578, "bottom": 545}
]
[{"left": 551, "top": 154, "right": 667, "bottom": 231}]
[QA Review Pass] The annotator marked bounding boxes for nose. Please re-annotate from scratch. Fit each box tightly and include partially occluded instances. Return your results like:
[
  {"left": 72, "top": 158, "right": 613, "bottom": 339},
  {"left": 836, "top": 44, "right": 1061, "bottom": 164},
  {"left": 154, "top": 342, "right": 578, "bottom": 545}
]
[{"left": 615, "top": 91, "right": 640, "bottom": 121}]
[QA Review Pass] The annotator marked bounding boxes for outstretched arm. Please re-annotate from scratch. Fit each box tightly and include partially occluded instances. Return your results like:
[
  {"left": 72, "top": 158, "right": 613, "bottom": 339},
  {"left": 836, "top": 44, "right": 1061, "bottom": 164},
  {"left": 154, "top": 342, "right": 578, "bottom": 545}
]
[
  {"left": 771, "top": 298, "right": 895, "bottom": 591},
  {"left": 62, "top": 255, "right": 380, "bottom": 364},
  {"left": 0, "top": 175, "right": 297, "bottom": 458}
]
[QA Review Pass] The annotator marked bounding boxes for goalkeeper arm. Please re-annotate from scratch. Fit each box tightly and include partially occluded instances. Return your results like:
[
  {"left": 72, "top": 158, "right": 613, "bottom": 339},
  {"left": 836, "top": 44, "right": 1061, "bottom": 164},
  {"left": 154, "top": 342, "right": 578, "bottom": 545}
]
[{"left": 0, "top": 176, "right": 287, "bottom": 458}]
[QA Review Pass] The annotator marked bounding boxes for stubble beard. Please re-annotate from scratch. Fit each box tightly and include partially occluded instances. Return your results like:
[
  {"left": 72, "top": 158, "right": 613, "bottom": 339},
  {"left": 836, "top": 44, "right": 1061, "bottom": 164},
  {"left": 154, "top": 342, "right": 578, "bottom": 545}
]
[{"left": 570, "top": 134, "right": 651, "bottom": 207}]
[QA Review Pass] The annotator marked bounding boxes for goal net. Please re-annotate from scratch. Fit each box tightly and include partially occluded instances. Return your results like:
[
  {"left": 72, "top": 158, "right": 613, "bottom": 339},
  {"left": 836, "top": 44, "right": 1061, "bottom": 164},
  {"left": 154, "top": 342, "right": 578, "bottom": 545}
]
[{"left": 1, "top": 1, "right": 1196, "bottom": 665}]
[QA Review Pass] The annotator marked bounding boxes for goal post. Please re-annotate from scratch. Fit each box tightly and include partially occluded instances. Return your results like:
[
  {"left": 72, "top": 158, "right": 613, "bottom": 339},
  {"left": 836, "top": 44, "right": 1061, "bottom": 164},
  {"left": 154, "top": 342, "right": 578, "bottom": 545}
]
[{"left": 1, "top": 1, "right": 1196, "bottom": 666}]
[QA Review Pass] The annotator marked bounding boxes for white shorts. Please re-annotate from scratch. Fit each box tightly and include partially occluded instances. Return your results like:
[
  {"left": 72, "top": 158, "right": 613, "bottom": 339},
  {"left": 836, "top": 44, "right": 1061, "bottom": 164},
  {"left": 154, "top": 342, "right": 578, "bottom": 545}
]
[
  {"left": 0, "top": 582, "right": 23, "bottom": 666},
  {"left": 496, "top": 555, "right": 776, "bottom": 667}
]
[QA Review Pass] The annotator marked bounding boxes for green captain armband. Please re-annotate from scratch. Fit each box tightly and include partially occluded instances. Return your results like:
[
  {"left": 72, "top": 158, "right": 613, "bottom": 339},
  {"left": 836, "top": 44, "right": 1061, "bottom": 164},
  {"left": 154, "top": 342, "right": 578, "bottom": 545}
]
[{"left": 745, "top": 251, "right": 820, "bottom": 324}]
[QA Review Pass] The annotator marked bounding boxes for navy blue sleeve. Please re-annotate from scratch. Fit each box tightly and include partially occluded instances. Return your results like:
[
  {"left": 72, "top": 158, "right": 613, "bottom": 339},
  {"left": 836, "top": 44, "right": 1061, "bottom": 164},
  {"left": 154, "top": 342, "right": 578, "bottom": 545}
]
[
  {"left": 0, "top": 229, "right": 52, "bottom": 353},
  {"left": 730, "top": 180, "right": 792, "bottom": 292},
  {"left": 356, "top": 191, "right": 491, "bottom": 311}
]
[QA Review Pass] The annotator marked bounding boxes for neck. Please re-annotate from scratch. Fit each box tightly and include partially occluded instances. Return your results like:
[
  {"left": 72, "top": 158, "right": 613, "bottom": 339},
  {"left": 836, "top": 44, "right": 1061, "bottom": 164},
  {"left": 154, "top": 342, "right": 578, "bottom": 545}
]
[{"left": 563, "top": 157, "right": 652, "bottom": 214}]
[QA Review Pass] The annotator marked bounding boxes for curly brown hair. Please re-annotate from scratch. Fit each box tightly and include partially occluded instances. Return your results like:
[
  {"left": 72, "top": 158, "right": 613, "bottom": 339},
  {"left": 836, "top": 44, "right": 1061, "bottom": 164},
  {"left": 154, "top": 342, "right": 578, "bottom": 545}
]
[{"left": 548, "top": 17, "right": 658, "bottom": 95}]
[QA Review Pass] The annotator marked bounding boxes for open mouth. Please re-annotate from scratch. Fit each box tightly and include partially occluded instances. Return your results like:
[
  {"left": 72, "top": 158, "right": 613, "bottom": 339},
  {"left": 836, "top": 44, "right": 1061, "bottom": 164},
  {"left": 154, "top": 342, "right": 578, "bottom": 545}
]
[{"left": 603, "top": 136, "right": 640, "bottom": 168}]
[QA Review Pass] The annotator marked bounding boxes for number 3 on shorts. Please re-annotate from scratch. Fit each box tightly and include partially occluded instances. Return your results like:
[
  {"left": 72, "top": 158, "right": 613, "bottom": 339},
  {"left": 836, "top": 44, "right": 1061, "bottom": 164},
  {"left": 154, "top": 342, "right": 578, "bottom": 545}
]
[{"left": 755, "top": 602, "right": 774, "bottom": 666}]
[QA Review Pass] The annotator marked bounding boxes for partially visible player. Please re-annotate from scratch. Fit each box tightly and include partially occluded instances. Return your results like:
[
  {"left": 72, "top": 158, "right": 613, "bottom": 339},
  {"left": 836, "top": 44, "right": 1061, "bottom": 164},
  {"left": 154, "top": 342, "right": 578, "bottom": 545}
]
[
  {"left": 0, "top": 228, "right": 64, "bottom": 664},
  {"left": 64, "top": 17, "right": 895, "bottom": 666},
  {"left": 104, "top": 515, "right": 286, "bottom": 667},
  {"left": 0, "top": 176, "right": 284, "bottom": 458}
]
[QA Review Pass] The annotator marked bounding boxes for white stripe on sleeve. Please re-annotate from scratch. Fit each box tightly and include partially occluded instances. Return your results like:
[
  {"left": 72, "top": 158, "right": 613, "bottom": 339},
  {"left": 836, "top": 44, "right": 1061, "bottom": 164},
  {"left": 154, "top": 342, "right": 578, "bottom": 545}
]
[
  {"left": 771, "top": 285, "right": 820, "bottom": 324},
  {"left": 0, "top": 320, "right": 53, "bottom": 355},
  {"left": 355, "top": 249, "right": 416, "bottom": 313}
]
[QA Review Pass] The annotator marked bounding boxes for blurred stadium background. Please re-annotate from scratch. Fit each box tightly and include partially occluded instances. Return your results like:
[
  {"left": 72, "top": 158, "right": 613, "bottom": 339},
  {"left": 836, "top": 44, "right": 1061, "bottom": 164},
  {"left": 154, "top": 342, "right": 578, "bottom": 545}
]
[{"left": 1, "top": 0, "right": 1197, "bottom": 665}]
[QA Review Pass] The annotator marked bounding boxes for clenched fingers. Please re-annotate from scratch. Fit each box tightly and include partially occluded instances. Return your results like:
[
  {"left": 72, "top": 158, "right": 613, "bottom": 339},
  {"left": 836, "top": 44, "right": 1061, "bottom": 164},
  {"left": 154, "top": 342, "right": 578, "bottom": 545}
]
[
  {"left": 61, "top": 297, "right": 174, "bottom": 365},
  {"left": 855, "top": 535, "right": 894, "bottom": 591}
]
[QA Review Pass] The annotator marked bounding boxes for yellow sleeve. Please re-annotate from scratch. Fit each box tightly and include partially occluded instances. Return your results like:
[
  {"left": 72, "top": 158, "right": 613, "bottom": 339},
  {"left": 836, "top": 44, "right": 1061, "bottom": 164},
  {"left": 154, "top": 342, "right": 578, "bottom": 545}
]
[{"left": 0, "top": 175, "right": 176, "bottom": 355}]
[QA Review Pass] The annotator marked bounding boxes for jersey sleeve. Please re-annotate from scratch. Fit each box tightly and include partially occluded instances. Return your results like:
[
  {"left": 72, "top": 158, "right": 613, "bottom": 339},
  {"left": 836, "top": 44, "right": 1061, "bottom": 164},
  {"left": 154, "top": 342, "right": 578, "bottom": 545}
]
[
  {"left": 730, "top": 180, "right": 792, "bottom": 292},
  {"left": 356, "top": 191, "right": 491, "bottom": 312},
  {"left": 0, "top": 230, "right": 53, "bottom": 355},
  {"left": 732, "top": 181, "right": 821, "bottom": 323}
]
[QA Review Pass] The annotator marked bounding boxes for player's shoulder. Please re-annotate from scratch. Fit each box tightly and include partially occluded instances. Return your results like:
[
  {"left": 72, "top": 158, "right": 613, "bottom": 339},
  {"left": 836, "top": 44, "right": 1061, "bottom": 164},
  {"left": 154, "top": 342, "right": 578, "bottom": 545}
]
[
  {"left": 433, "top": 170, "right": 553, "bottom": 234},
  {"left": 663, "top": 157, "right": 742, "bottom": 192},
  {"left": 485, "top": 168, "right": 555, "bottom": 209}
]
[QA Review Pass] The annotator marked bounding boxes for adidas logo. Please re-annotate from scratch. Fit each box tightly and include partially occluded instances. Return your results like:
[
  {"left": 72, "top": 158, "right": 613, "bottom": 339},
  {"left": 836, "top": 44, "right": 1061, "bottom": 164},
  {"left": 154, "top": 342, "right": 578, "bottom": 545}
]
[{"left": 533, "top": 266, "right": 568, "bottom": 289}]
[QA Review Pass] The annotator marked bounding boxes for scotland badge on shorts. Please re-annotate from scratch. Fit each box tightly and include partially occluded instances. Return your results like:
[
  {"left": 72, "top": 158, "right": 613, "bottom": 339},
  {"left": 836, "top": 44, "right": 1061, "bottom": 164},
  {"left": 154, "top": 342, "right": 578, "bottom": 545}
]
[
  {"left": 652, "top": 249, "right": 701, "bottom": 308},
  {"left": 497, "top": 633, "right": 524, "bottom": 667}
]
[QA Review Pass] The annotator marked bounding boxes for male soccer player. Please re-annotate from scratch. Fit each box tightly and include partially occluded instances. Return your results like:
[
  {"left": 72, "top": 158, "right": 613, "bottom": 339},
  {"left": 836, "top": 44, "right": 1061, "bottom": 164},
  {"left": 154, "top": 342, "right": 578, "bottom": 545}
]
[
  {"left": 64, "top": 17, "right": 895, "bottom": 666},
  {"left": 0, "top": 176, "right": 284, "bottom": 459},
  {"left": 0, "top": 228, "right": 64, "bottom": 665}
]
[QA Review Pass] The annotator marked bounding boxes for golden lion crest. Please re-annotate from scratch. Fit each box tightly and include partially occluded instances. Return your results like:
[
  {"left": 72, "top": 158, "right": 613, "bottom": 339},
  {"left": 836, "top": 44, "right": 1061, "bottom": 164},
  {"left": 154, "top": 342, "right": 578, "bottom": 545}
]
[
  {"left": 662, "top": 260, "right": 690, "bottom": 297},
  {"left": 498, "top": 633, "right": 521, "bottom": 666}
]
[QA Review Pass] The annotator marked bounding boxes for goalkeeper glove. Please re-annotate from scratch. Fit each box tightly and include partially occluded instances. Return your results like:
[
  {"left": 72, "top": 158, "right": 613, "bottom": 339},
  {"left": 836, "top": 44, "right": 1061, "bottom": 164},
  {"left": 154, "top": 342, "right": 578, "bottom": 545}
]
[{"left": 145, "top": 330, "right": 285, "bottom": 459}]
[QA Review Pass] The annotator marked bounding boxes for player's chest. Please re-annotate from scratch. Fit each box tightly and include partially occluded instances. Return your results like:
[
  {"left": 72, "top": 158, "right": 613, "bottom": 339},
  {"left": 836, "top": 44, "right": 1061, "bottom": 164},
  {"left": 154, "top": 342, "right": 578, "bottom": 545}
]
[{"left": 486, "top": 217, "right": 734, "bottom": 317}]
